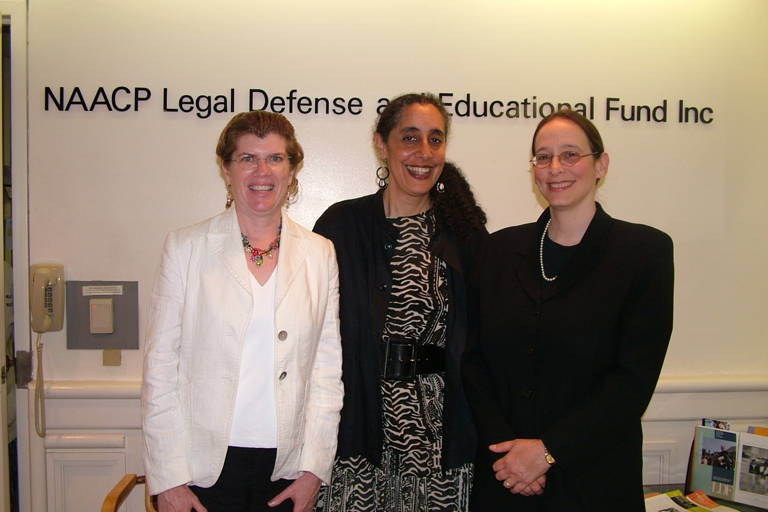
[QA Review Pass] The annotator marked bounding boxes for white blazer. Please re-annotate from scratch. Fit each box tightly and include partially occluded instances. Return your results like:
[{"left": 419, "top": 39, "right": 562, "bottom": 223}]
[{"left": 141, "top": 208, "right": 343, "bottom": 495}]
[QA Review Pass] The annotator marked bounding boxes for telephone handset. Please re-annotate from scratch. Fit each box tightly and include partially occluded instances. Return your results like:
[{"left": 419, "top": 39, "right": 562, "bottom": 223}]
[
  {"left": 30, "top": 263, "right": 65, "bottom": 333},
  {"left": 29, "top": 263, "right": 65, "bottom": 438}
]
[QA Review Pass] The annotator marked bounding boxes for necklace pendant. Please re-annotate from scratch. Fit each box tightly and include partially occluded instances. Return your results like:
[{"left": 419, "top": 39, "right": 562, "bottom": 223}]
[{"left": 241, "top": 223, "right": 281, "bottom": 268}]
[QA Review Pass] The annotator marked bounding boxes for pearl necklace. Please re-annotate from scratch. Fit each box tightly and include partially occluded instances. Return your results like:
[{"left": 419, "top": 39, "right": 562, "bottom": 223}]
[
  {"left": 241, "top": 222, "right": 282, "bottom": 266},
  {"left": 539, "top": 218, "right": 557, "bottom": 282}
]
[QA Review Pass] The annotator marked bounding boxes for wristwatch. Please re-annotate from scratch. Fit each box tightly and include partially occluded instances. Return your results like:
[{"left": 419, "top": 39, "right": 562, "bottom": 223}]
[{"left": 543, "top": 446, "right": 556, "bottom": 465}]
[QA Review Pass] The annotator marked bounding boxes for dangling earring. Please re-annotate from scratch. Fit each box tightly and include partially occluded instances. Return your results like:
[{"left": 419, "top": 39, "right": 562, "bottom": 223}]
[
  {"left": 376, "top": 166, "right": 390, "bottom": 189},
  {"left": 225, "top": 184, "right": 234, "bottom": 208},
  {"left": 286, "top": 176, "right": 299, "bottom": 207},
  {"left": 436, "top": 181, "right": 445, "bottom": 193}
]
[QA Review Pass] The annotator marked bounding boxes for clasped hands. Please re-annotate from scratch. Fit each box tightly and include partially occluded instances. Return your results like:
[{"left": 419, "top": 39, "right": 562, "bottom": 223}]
[{"left": 490, "top": 438, "right": 551, "bottom": 496}]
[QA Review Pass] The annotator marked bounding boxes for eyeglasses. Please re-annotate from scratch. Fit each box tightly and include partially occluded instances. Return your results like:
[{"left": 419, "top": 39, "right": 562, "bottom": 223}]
[
  {"left": 229, "top": 153, "right": 290, "bottom": 170},
  {"left": 530, "top": 151, "right": 599, "bottom": 169}
]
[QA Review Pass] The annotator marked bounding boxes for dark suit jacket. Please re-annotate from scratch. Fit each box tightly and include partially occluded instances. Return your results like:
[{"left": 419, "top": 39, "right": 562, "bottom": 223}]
[{"left": 463, "top": 204, "right": 673, "bottom": 511}]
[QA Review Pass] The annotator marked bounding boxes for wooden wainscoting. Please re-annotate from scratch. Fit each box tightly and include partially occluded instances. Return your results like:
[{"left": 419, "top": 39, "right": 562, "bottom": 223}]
[{"left": 27, "top": 381, "right": 143, "bottom": 512}]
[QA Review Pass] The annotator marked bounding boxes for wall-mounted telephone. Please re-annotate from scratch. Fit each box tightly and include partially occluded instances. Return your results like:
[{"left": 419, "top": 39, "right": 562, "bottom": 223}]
[
  {"left": 30, "top": 263, "right": 65, "bottom": 333},
  {"left": 29, "top": 263, "right": 65, "bottom": 438}
]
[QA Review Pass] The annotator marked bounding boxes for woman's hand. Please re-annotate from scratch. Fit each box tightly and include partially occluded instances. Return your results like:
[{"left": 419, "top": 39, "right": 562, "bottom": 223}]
[
  {"left": 157, "top": 484, "right": 207, "bottom": 512},
  {"left": 518, "top": 474, "right": 547, "bottom": 496},
  {"left": 489, "top": 439, "right": 551, "bottom": 495},
  {"left": 268, "top": 472, "right": 321, "bottom": 512}
]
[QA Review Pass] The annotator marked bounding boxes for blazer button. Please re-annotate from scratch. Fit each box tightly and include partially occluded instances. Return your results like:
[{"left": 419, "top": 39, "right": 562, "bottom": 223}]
[
  {"left": 279, "top": 371, "right": 287, "bottom": 381},
  {"left": 526, "top": 346, "right": 535, "bottom": 355},
  {"left": 277, "top": 330, "right": 288, "bottom": 341},
  {"left": 379, "top": 284, "right": 389, "bottom": 291},
  {"left": 384, "top": 243, "right": 394, "bottom": 251}
]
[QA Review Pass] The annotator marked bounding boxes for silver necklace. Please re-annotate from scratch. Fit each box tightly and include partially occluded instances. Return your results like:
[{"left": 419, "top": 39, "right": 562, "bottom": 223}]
[{"left": 539, "top": 218, "right": 557, "bottom": 282}]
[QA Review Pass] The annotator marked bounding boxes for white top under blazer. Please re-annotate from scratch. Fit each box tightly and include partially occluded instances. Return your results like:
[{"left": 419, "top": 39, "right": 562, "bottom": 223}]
[
  {"left": 228, "top": 272, "right": 278, "bottom": 448},
  {"left": 141, "top": 208, "right": 343, "bottom": 495}
]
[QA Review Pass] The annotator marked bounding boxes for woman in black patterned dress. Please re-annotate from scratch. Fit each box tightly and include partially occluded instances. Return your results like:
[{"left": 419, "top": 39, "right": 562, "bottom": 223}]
[{"left": 313, "top": 93, "right": 487, "bottom": 512}]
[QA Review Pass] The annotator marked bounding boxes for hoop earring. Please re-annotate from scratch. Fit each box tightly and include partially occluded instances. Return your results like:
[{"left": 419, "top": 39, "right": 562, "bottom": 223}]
[
  {"left": 376, "top": 166, "right": 389, "bottom": 189},
  {"left": 286, "top": 176, "right": 299, "bottom": 207},
  {"left": 436, "top": 181, "right": 445, "bottom": 194},
  {"left": 225, "top": 184, "right": 234, "bottom": 209}
]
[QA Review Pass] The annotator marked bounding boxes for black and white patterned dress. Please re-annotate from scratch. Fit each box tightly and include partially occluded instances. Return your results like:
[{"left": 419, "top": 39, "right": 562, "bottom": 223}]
[{"left": 316, "top": 211, "right": 472, "bottom": 512}]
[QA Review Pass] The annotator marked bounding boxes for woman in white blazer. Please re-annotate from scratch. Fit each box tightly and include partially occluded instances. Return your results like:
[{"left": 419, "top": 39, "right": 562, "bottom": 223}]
[{"left": 142, "top": 111, "right": 343, "bottom": 512}]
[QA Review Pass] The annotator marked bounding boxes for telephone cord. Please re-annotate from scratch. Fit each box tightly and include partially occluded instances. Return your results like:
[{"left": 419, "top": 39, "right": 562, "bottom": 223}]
[{"left": 34, "top": 332, "right": 46, "bottom": 438}]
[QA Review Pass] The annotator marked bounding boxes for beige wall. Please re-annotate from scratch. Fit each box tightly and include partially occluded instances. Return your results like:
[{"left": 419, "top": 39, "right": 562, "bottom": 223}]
[
  {"left": 13, "top": 1, "right": 768, "bottom": 509},
  {"left": 24, "top": 0, "right": 768, "bottom": 380}
]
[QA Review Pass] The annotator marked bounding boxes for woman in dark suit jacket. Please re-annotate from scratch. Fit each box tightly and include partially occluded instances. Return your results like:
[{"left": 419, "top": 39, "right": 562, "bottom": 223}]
[{"left": 463, "top": 109, "right": 673, "bottom": 511}]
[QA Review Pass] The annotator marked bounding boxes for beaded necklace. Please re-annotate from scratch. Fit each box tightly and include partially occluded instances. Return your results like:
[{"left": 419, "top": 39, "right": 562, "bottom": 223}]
[
  {"left": 241, "top": 222, "right": 282, "bottom": 266},
  {"left": 539, "top": 218, "right": 557, "bottom": 282}
]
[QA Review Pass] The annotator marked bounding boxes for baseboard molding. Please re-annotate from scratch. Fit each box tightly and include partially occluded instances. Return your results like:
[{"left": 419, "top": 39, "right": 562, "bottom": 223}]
[{"left": 655, "top": 374, "right": 768, "bottom": 393}]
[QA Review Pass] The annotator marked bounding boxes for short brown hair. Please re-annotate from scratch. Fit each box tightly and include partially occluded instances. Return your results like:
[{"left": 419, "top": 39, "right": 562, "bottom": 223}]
[{"left": 216, "top": 110, "right": 304, "bottom": 202}]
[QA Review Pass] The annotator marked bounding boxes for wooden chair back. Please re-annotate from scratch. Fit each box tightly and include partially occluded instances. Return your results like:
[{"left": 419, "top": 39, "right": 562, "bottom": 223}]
[{"left": 100, "top": 474, "right": 157, "bottom": 512}]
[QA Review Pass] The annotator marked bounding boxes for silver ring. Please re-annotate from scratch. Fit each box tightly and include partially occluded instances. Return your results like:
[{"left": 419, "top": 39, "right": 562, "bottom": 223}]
[{"left": 503, "top": 481, "right": 511, "bottom": 489}]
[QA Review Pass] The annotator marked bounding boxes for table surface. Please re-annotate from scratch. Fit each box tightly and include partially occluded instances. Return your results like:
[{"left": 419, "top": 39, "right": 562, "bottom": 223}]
[{"left": 643, "top": 484, "right": 767, "bottom": 512}]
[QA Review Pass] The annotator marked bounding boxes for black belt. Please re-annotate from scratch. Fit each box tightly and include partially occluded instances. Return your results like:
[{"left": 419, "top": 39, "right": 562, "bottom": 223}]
[{"left": 381, "top": 338, "right": 445, "bottom": 380}]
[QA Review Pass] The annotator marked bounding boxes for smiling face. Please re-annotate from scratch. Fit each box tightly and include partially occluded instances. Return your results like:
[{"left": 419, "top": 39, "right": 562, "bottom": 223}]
[
  {"left": 375, "top": 103, "right": 447, "bottom": 215},
  {"left": 532, "top": 117, "right": 608, "bottom": 214},
  {"left": 223, "top": 132, "right": 295, "bottom": 223}
]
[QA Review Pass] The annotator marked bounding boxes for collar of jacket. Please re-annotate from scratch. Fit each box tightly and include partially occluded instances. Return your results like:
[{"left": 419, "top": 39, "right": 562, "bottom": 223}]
[
  {"left": 214, "top": 207, "right": 309, "bottom": 308},
  {"left": 372, "top": 189, "right": 463, "bottom": 272},
  {"left": 518, "top": 202, "right": 614, "bottom": 302}
]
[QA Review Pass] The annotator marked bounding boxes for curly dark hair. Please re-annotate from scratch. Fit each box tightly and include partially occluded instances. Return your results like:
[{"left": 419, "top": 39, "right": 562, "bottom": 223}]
[
  {"left": 375, "top": 93, "right": 486, "bottom": 242},
  {"left": 431, "top": 161, "right": 487, "bottom": 243},
  {"left": 375, "top": 92, "right": 451, "bottom": 141}
]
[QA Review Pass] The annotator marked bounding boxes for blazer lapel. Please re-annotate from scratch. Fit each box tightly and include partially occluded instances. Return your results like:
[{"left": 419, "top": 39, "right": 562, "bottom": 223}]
[
  {"left": 217, "top": 207, "right": 252, "bottom": 293},
  {"left": 276, "top": 213, "right": 308, "bottom": 309},
  {"left": 542, "top": 203, "right": 613, "bottom": 302},
  {"left": 510, "top": 213, "right": 547, "bottom": 304},
  {"left": 514, "top": 249, "right": 542, "bottom": 305}
]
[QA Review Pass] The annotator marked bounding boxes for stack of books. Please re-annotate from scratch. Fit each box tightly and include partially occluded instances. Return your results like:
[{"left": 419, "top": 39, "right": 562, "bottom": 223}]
[{"left": 645, "top": 488, "right": 741, "bottom": 511}]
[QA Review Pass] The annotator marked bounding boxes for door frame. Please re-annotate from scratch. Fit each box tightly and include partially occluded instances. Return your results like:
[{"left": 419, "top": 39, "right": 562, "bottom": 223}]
[{"left": 0, "top": 1, "right": 29, "bottom": 511}]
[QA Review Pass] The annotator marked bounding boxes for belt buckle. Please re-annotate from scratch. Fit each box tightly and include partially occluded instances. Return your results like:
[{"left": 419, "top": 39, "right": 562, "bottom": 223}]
[
  {"left": 382, "top": 338, "right": 418, "bottom": 380},
  {"left": 402, "top": 342, "right": 417, "bottom": 380}
]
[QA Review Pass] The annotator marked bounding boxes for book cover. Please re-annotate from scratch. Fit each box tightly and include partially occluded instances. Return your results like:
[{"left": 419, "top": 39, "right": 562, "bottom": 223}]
[
  {"left": 685, "top": 490, "right": 739, "bottom": 511},
  {"left": 747, "top": 425, "right": 768, "bottom": 437},
  {"left": 645, "top": 490, "right": 708, "bottom": 512},
  {"left": 690, "top": 426, "right": 738, "bottom": 500},
  {"left": 703, "top": 418, "right": 731, "bottom": 430},
  {"left": 736, "top": 431, "right": 768, "bottom": 508},
  {"left": 689, "top": 425, "right": 768, "bottom": 509}
]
